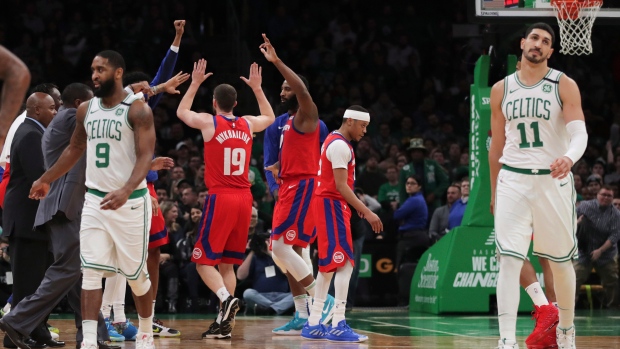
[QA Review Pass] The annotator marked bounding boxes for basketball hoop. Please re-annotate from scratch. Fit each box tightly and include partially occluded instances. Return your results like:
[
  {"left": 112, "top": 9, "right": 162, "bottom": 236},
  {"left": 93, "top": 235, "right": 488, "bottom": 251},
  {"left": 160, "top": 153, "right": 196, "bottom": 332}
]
[{"left": 551, "top": 0, "right": 602, "bottom": 55}]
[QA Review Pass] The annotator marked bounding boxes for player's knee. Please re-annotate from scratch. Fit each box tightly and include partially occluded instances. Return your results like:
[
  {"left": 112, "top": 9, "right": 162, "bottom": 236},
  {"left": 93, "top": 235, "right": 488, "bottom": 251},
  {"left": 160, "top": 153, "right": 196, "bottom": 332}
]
[
  {"left": 127, "top": 272, "right": 151, "bottom": 296},
  {"left": 271, "top": 239, "right": 292, "bottom": 257},
  {"left": 82, "top": 268, "right": 105, "bottom": 290},
  {"left": 272, "top": 252, "right": 287, "bottom": 273}
]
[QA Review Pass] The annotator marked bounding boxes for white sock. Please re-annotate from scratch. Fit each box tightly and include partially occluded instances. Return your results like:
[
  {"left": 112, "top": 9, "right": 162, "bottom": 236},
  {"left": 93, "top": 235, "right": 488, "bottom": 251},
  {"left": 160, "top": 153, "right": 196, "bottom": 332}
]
[
  {"left": 525, "top": 282, "right": 549, "bottom": 306},
  {"left": 216, "top": 310, "right": 223, "bottom": 324},
  {"left": 152, "top": 300, "right": 156, "bottom": 316},
  {"left": 138, "top": 315, "right": 153, "bottom": 334},
  {"left": 111, "top": 275, "right": 128, "bottom": 323},
  {"left": 307, "top": 272, "right": 333, "bottom": 326},
  {"left": 308, "top": 298, "right": 324, "bottom": 326},
  {"left": 82, "top": 320, "right": 98, "bottom": 344},
  {"left": 113, "top": 301, "right": 126, "bottom": 324},
  {"left": 332, "top": 299, "right": 347, "bottom": 325},
  {"left": 101, "top": 303, "right": 112, "bottom": 320},
  {"left": 304, "top": 280, "right": 316, "bottom": 298},
  {"left": 294, "top": 295, "right": 309, "bottom": 319},
  {"left": 2, "top": 303, "right": 10, "bottom": 313},
  {"left": 216, "top": 287, "right": 230, "bottom": 303},
  {"left": 549, "top": 261, "right": 576, "bottom": 328},
  {"left": 102, "top": 276, "right": 117, "bottom": 319},
  {"left": 497, "top": 255, "right": 524, "bottom": 342}
]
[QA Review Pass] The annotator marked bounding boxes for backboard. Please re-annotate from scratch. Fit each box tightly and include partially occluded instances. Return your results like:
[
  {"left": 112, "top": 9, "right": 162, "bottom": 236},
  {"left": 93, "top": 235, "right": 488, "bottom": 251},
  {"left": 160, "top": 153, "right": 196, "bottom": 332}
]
[{"left": 470, "top": 0, "right": 620, "bottom": 23}]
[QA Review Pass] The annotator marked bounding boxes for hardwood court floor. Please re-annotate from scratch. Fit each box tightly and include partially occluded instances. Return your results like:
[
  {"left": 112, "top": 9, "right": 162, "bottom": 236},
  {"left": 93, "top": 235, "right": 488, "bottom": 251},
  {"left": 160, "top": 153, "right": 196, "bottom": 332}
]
[{"left": 46, "top": 309, "right": 620, "bottom": 348}]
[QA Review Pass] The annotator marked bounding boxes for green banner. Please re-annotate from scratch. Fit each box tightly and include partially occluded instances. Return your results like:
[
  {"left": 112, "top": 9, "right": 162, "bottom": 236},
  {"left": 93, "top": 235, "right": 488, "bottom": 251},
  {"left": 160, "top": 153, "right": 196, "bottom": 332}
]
[
  {"left": 359, "top": 254, "right": 372, "bottom": 278},
  {"left": 409, "top": 54, "right": 544, "bottom": 314}
]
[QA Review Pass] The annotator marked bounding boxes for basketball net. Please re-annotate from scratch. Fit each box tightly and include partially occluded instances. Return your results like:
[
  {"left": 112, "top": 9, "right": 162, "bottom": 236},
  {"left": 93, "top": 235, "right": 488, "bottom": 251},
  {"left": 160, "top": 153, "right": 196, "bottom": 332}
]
[{"left": 551, "top": 0, "right": 602, "bottom": 55}]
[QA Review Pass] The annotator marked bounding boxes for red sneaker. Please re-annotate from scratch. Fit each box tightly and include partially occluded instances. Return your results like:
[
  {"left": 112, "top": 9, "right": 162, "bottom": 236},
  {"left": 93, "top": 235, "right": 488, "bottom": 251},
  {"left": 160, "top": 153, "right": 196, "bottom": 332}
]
[{"left": 525, "top": 304, "right": 559, "bottom": 349}]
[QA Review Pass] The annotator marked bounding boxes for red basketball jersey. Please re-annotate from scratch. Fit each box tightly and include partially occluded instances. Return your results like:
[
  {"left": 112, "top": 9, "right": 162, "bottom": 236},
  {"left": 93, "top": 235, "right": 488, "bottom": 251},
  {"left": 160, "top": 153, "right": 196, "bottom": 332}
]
[
  {"left": 279, "top": 115, "right": 321, "bottom": 180},
  {"left": 203, "top": 115, "right": 253, "bottom": 191},
  {"left": 315, "top": 131, "right": 355, "bottom": 201}
]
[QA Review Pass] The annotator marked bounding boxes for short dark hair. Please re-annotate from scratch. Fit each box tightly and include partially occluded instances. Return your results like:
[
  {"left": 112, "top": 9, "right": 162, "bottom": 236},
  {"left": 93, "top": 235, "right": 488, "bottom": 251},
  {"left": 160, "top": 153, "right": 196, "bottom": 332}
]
[
  {"left": 600, "top": 185, "right": 614, "bottom": 193},
  {"left": 213, "top": 84, "right": 237, "bottom": 112},
  {"left": 61, "top": 83, "right": 92, "bottom": 105},
  {"left": 32, "top": 83, "right": 59, "bottom": 95},
  {"left": 123, "top": 72, "right": 152, "bottom": 86},
  {"left": 407, "top": 174, "right": 424, "bottom": 187},
  {"left": 196, "top": 186, "right": 208, "bottom": 193},
  {"left": 525, "top": 22, "right": 555, "bottom": 45},
  {"left": 347, "top": 105, "right": 369, "bottom": 113},
  {"left": 96, "top": 50, "right": 126, "bottom": 71}
]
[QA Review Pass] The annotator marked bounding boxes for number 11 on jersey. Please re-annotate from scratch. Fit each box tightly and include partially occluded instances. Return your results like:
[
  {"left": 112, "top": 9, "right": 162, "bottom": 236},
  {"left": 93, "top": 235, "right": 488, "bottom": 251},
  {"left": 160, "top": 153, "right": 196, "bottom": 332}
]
[{"left": 224, "top": 147, "right": 246, "bottom": 176}]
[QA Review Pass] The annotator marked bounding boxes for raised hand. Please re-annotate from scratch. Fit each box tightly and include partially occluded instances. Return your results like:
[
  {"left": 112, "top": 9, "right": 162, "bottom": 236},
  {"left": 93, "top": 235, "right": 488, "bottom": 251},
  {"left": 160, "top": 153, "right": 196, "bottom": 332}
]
[
  {"left": 259, "top": 34, "right": 279, "bottom": 63},
  {"left": 174, "top": 20, "right": 185, "bottom": 36},
  {"left": 151, "top": 157, "right": 175, "bottom": 171},
  {"left": 191, "top": 59, "right": 213, "bottom": 85},
  {"left": 163, "top": 71, "right": 190, "bottom": 94},
  {"left": 240, "top": 63, "right": 262, "bottom": 91}
]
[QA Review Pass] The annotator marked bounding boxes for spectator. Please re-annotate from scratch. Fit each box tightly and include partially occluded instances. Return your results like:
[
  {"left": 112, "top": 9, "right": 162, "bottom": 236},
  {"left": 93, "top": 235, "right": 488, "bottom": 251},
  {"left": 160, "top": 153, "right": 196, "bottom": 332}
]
[
  {"left": 394, "top": 175, "right": 429, "bottom": 270},
  {"left": 399, "top": 138, "right": 449, "bottom": 209},
  {"left": 155, "top": 183, "right": 169, "bottom": 202},
  {"left": 249, "top": 165, "right": 266, "bottom": 203},
  {"left": 372, "top": 123, "right": 398, "bottom": 158},
  {"left": 238, "top": 230, "right": 292, "bottom": 316},
  {"left": 586, "top": 174, "right": 603, "bottom": 197},
  {"left": 429, "top": 184, "right": 461, "bottom": 242},
  {"left": 378, "top": 165, "right": 401, "bottom": 212},
  {"left": 356, "top": 155, "right": 387, "bottom": 197},
  {"left": 179, "top": 186, "right": 199, "bottom": 222},
  {"left": 176, "top": 204, "right": 203, "bottom": 312},
  {"left": 574, "top": 186, "right": 620, "bottom": 308},
  {"left": 197, "top": 186, "right": 208, "bottom": 209},
  {"left": 161, "top": 200, "right": 185, "bottom": 243},
  {"left": 592, "top": 159, "right": 606, "bottom": 179},
  {"left": 448, "top": 178, "right": 469, "bottom": 229}
]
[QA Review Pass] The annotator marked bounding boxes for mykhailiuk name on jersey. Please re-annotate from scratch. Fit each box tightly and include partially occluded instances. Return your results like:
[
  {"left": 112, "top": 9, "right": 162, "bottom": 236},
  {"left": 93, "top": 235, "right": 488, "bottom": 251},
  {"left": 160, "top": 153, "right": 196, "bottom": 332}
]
[{"left": 215, "top": 129, "right": 252, "bottom": 144}]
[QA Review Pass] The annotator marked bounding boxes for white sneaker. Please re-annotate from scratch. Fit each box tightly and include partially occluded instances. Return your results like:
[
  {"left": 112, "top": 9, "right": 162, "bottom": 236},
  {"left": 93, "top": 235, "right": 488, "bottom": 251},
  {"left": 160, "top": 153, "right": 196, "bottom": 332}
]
[
  {"left": 497, "top": 339, "right": 519, "bottom": 348},
  {"left": 50, "top": 331, "right": 59, "bottom": 340},
  {"left": 136, "top": 332, "right": 155, "bottom": 349},
  {"left": 80, "top": 339, "right": 97, "bottom": 349},
  {"left": 556, "top": 326, "right": 576, "bottom": 349}
]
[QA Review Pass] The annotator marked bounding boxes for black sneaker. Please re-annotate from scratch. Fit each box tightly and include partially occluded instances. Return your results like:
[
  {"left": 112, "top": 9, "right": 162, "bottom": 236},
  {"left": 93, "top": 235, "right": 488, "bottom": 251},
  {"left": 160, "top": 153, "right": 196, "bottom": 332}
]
[
  {"left": 201, "top": 320, "right": 221, "bottom": 339},
  {"left": 219, "top": 296, "right": 240, "bottom": 337}
]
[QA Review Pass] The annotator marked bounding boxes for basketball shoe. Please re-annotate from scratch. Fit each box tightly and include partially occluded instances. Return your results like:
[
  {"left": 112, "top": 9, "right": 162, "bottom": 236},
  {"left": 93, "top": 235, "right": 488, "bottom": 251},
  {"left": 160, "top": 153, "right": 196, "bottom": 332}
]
[
  {"left": 104, "top": 318, "right": 125, "bottom": 342},
  {"left": 219, "top": 296, "right": 240, "bottom": 338},
  {"left": 113, "top": 319, "right": 138, "bottom": 341},
  {"left": 325, "top": 320, "right": 368, "bottom": 342},
  {"left": 321, "top": 295, "right": 336, "bottom": 325},
  {"left": 272, "top": 311, "right": 306, "bottom": 335},
  {"left": 152, "top": 318, "right": 181, "bottom": 337},
  {"left": 135, "top": 332, "right": 155, "bottom": 349},
  {"left": 80, "top": 339, "right": 98, "bottom": 349},
  {"left": 300, "top": 321, "right": 328, "bottom": 340},
  {"left": 556, "top": 326, "right": 575, "bottom": 349},
  {"left": 201, "top": 320, "right": 221, "bottom": 339},
  {"left": 525, "top": 304, "right": 559, "bottom": 348},
  {"left": 497, "top": 339, "right": 519, "bottom": 348}
]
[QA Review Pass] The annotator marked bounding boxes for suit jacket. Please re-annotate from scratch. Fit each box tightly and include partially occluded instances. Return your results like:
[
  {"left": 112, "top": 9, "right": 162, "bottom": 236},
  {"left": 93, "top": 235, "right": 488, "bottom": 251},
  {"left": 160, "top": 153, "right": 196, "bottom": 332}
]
[
  {"left": 34, "top": 106, "right": 86, "bottom": 226},
  {"left": 2, "top": 118, "right": 47, "bottom": 240}
]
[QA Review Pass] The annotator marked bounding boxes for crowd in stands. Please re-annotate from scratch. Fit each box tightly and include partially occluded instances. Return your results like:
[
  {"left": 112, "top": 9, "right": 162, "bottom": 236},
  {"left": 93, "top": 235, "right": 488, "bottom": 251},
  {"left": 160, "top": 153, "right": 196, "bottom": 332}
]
[{"left": 0, "top": 0, "right": 619, "bottom": 310}]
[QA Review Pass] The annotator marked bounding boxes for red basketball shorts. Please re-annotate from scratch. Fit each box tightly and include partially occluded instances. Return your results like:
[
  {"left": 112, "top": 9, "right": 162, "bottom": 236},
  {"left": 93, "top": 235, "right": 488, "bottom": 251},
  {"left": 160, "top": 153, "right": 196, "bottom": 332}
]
[
  {"left": 313, "top": 196, "right": 354, "bottom": 273},
  {"left": 148, "top": 182, "right": 168, "bottom": 249},
  {"left": 192, "top": 190, "right": 253, "bottom": 266},
  {"left": 271, "top": 177, "right": 317, "bottom": 248}
]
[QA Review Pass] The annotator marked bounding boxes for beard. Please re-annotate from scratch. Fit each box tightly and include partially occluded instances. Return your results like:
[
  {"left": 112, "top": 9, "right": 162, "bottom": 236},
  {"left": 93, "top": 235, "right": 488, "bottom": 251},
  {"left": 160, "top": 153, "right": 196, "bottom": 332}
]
[
  {"left": 278, "top": 95, "right": 299, "bottom": 115},
  {"left": 523, "top": 49, "right": 546, "bottom": 64},
  {"left": 93, "top": 78, "right": 116, "bottom": 98}
]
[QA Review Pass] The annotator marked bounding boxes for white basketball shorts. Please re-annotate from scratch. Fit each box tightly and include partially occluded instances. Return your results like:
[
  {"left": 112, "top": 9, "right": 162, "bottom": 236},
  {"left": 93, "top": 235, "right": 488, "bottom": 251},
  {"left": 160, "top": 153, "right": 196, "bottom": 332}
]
[{"left": 494, "top": 165, "right": 577, "bottom": 262}]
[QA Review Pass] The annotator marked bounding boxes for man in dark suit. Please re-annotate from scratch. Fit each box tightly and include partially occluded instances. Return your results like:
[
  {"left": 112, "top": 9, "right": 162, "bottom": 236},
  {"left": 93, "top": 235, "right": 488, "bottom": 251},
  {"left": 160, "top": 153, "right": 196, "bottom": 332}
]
[
  {"left": 0, "top": 84, "right": 119, "bottom": 349},
  {"left": 0, "top": 92, "right": 58, "bottom": 348}
]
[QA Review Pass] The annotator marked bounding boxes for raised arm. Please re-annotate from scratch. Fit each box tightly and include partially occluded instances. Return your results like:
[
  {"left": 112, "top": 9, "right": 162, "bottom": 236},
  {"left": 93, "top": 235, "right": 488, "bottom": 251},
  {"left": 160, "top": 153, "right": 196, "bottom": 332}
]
[
  {"left": 100, "top": 100, "right": 155, "bottom": 210},
  {"left": 148, "top": 20, "right": 187, "bottom": 108},
  {"left": 0, "top": 45, "right": 31, "bottom": 151},
  {"left": 176, "top": 59, "right": 214, "bottom": 134},
  {"left": 30, "top": 101, "right": 89, "bottom": 199},
  {"left": 550, "top": 74, "right": 587, "bottom": 179},
  {"left": 241, "top": 62, "right": 275, "bottom": 133},
  {"left": 259, "top": 34, "right": 318, "bottom": 133},
  {"left": 489, "top": 80, "right": 507, "bottom": 215}
]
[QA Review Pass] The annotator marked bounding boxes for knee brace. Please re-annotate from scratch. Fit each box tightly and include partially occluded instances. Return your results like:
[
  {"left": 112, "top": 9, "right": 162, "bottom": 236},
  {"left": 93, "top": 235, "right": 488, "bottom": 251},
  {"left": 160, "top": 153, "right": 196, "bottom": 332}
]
[
  {"left": 82, "top": 268, "right": 105, "bottom": 290},
  {"left": 127, "top": 271, "right": 151, "bottom": 297}
]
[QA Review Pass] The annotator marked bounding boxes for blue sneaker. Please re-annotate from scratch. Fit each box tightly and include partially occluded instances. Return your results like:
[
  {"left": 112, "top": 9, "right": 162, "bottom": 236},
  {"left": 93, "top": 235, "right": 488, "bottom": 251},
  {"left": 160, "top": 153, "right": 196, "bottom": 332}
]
[
  {"left": 104, "top": 318, "right": 125, "bottom": 342},
  {"left": 272, "top": 311, "right": 307, "bottom": 335},
  {"left": 113, "top": 319, "right": 138, "bottom": 341},
  {"left": 326, "top": 320, "right": 368, "bottom": 342},
  {"left": 300, "top": 321, "right": 328, "bottom": 341},
  {"left": 320, "top": 295, "right": 336, "bottom": 325}
]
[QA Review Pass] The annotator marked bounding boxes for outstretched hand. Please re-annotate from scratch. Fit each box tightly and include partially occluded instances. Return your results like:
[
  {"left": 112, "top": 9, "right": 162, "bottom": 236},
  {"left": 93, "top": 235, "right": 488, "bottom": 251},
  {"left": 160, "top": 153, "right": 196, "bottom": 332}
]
[
  {"left": 163, "top": 71, "right": 190, "bottom": 94},
  {"left": 265, "top": 161, "right": 280, "bottom": 179},
  {"left": 191, "top": 59, "right": 213, "bottom": 85},
  {"left": 240, "top": 63, "right": 262, "bottom": 91},
  {"left": 259, "top": 34, "right": 279, "bottom": 63},
  {"left": 151, "top": 157, "right": 175, "bottom": 171}
]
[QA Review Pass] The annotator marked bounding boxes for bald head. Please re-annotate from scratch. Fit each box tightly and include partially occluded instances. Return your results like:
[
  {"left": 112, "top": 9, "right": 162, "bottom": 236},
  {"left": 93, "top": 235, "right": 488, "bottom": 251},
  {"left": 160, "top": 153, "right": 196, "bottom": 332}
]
[{"left": 26, "top": 92, "right": 57, "bottom": 127}]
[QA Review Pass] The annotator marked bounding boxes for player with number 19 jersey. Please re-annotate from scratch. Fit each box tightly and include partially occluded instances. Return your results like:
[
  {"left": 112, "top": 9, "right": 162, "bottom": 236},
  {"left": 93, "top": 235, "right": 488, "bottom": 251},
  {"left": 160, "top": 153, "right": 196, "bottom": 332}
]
[{"left": 192, "top": 115, "right": 253, "bottom": 266}]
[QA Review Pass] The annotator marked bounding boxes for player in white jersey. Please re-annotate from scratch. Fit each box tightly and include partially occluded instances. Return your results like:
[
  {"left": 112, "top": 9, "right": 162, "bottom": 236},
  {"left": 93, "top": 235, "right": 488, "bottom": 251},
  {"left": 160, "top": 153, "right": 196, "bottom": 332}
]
[
  {"left": 29, "top": 50, "right": 157, "bottom": 349},
  {"left": 489, "top": 23, "right": 587, "bottom": 349}
]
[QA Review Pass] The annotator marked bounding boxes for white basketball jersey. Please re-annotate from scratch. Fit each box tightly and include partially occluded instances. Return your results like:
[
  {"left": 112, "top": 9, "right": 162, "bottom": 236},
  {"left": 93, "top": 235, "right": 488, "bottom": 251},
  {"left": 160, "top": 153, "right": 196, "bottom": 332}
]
[
  {"left": 499, "top": 68, "right": 569, "bottom": 169},
  {"left": 84, "top": 93, "right": 146, "bottom": 192}
]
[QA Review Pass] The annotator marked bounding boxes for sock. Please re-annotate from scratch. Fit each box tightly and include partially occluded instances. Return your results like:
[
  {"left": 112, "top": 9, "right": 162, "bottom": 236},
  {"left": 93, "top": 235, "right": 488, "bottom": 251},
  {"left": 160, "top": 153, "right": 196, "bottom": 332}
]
[
  {"left": 307, "top": 298, "right": 324, "bottom": 326},
  {"left": 113, "top": 301, "right": 126, "bottom": 323},
  {"left": 304, "top": 280, "right": 316, "bottom": 298},
  {"left": 216, "top": 287, "right": 230, "bottom": 303},
  {"left": 3, "top": 303, "right": 11, "bottom": 313},
  {"left": 101, "top": 304, "right": 112, "bottom": 320},
  {"left": 294, "top": 295, "right": 309, "bottom": 319},
  {"left": 307, "top": 272, "right": 333, "bottom": 326},
  {"left": 497, "top": 255, "right": 524, "bottom": 342},
  {"left": 152, "top": 300, "right": 156, "bottom": 316},
  {"left": 83, "top": 320, "right": 98, "bottom": 344},
  {"left": 138, "top": 315, "right": 153, "bottom": 334},
  {"left": 332, "top": 299, "right": 347, "bottom": 325},
  {"left": 525, "top": 282, "right": 548, "bottom": 306},
  {"left": 216, "top": 310, "right": 223, "bottom": 324},
  {"left": 548, "top": 261, "right": 576, "bottom": 328}
]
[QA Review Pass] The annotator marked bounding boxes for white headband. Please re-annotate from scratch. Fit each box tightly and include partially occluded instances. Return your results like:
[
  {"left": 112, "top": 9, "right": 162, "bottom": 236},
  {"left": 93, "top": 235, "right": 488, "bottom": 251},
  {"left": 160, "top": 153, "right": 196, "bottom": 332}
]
[{"left": 343, "top": 109, "right": 370, "bottom": 122}]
